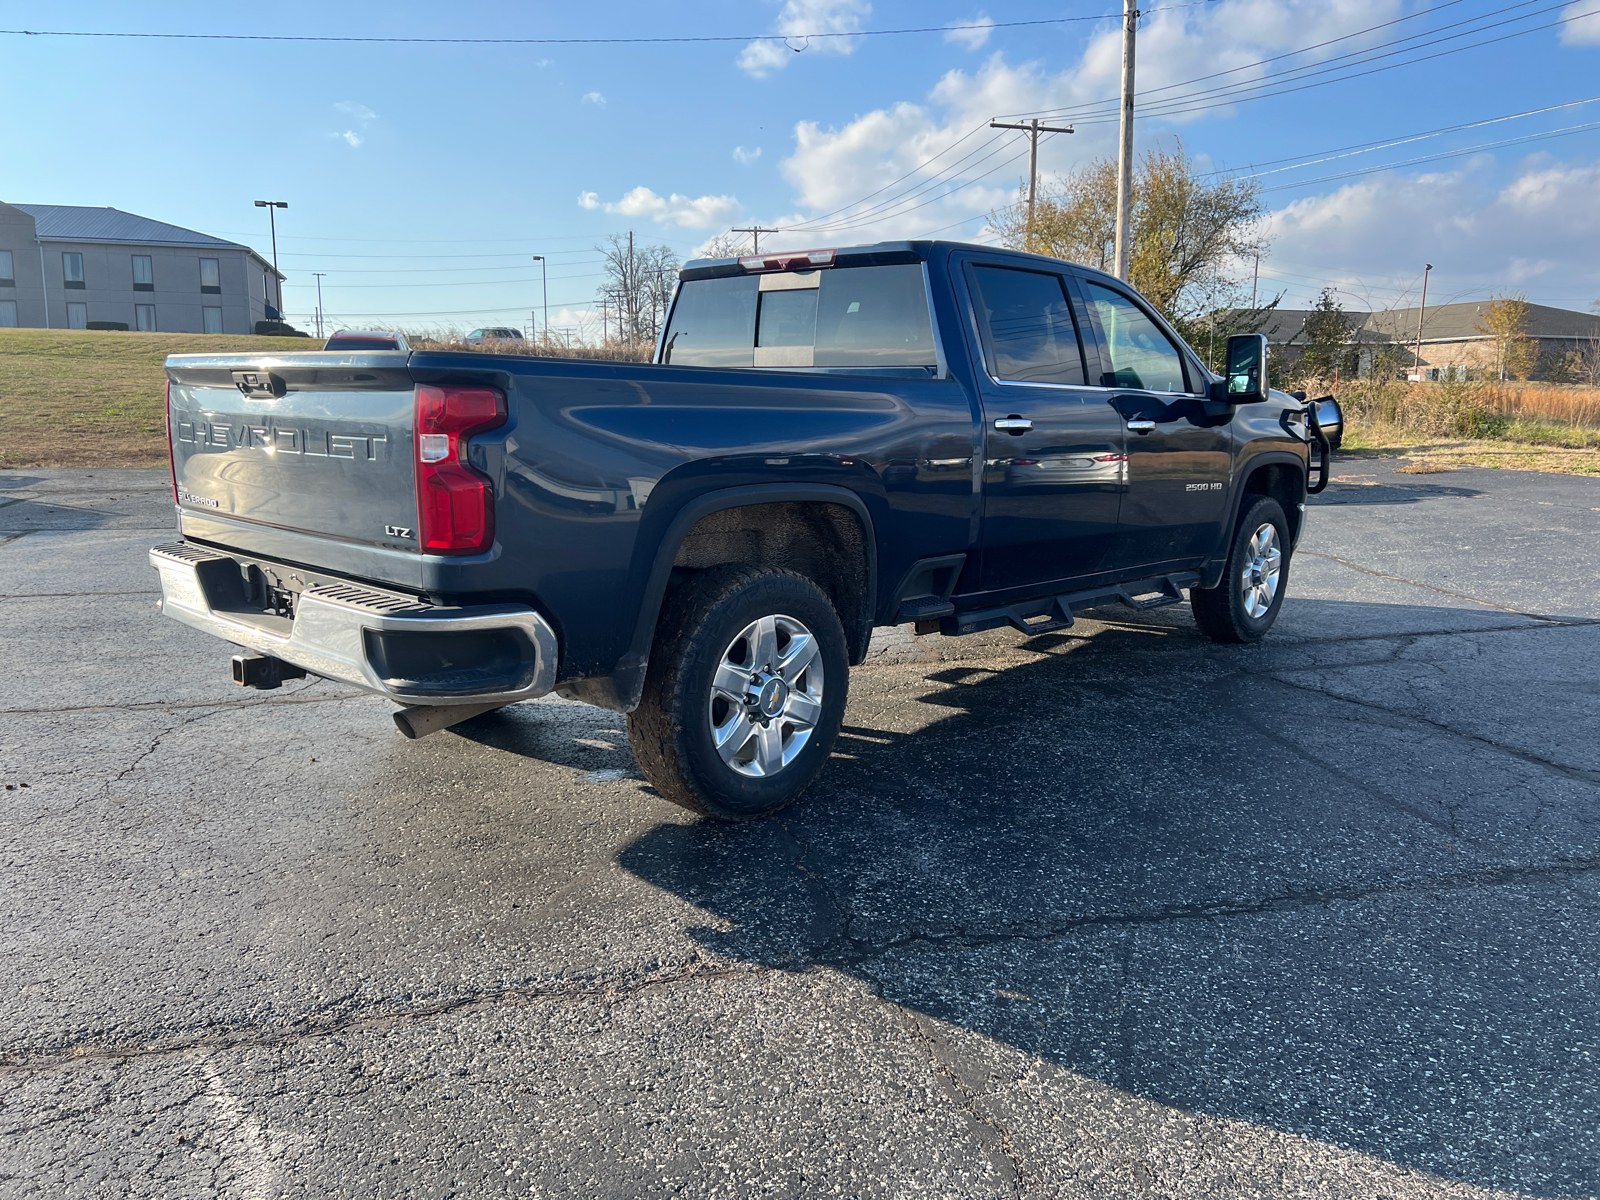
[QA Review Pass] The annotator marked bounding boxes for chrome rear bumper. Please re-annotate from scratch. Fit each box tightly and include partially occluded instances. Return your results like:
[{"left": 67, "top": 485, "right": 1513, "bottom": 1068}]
[{"left": 150, "top": 542, "right": 558, "bottom": 705}]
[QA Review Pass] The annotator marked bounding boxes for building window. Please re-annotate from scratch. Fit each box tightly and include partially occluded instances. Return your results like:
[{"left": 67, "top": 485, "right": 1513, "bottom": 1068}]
[
  {"left": 63, "top": 252, "right": 85, "bottom": 289},
  {"left": 0, "top": 250, "right": 13, "bottom": 287},
  {"left": 203, "top": 306, "right": 223, "bottom": 334},
  {"left": 0, "top": 300, "right": 16, "bottom": 328},
  {"left": 135, "top": 304, "right": 156, "bottom": 332},
  {"left": 67, "top": 302, "right": 88, "bottom": 329},
  {"left": 200, "top": 258, "right": 221, "bottom": 294},
  {"left": 133, "top": 255, "right": 154, "bottom": 291}
]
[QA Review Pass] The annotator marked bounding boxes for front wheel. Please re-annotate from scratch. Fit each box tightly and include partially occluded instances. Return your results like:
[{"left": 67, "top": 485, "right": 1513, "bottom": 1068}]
[
  {"left": 1191, "top": 496, "right": 1291, "bottom": 643},
  {"left": 627, "top": 566, "right": 849, "bottom": 821}
]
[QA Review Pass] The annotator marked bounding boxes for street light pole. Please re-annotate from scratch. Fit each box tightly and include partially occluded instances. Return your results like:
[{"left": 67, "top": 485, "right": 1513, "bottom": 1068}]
[
  {"left": 531, "top": 255, "right": 549, "bottom": 346},
  {"left": 1415, "top": 263, "right": 1433, "bottom": 381},
  {"left": 253, "top": 200, "right": 288, "bottom": 320},
  {"left": 312, "top": 272, "right": 326, "bottom": 339}
]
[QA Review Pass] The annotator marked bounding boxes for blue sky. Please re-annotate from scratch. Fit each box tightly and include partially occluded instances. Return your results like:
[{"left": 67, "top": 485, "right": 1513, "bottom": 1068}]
[{"left": 3, "top": 0, "right": 1598, "bottom": 334}]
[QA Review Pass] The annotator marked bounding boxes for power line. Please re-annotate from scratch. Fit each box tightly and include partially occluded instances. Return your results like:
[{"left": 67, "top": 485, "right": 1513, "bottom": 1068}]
[
  {"left": 0, "top": 7, "right": 1208, "bottom": 47},
  {"left": 1211, "top": 94, "right": 1600, "bottom": 178},
  {"left": 1048, "top": 1, "right": 1599, "bottom": 128},
  {"left": 1258, "top": 117, "right": 1600, "bottom": 191}
]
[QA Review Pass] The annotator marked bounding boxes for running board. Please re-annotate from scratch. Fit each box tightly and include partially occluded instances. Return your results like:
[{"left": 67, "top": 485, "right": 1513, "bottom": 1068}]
[{"left": 940, "top": 573, "right": 1200, "bottom": 637}]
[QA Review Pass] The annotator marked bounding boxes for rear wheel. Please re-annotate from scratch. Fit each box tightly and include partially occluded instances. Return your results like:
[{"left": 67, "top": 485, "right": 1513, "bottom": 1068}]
[
  {"left": 627, "top": 566, "right": 849, "bottom": 821},
  {"left": 1191, "top": 496, "right": 1291, "bottom": 643}
]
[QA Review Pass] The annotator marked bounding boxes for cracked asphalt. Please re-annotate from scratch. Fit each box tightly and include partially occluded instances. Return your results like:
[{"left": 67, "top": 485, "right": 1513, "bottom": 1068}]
[{"left": 2, "top": 460, "right": 1598, "bottom": 1199}]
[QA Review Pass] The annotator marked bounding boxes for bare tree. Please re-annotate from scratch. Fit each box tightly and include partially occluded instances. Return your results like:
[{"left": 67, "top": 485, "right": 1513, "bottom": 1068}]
[
  {"left": 695, "top": 232, "right": 753, "bottom": 261},
  {"left": 597, "top": 234, "right": 682, "bottom": 346}
]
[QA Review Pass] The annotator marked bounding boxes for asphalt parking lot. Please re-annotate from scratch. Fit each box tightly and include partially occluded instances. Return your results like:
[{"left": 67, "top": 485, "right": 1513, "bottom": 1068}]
[{"left": 2, "top": 460, "right": 1598, "bottom": 1199}]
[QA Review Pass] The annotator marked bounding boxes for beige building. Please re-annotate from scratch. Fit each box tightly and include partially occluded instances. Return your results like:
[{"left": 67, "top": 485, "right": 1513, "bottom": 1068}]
[
  {"left": 0, "top": 202, "right": 283, "bottom": 335},
  {"left": 1259, "top": 301, "right": 1600, "bottom": 381}
]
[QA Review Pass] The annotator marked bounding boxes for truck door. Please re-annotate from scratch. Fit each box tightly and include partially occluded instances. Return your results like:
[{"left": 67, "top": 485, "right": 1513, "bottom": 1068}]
[
  {"left": 1075, "top": 278, "right": 1232, "bottom": 572},
  {"left": 965, "top": 262, "right": 1126, "bottom": 593}
]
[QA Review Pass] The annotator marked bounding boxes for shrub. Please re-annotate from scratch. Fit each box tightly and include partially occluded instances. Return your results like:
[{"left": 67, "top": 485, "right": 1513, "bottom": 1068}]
[{"left": 85, "top": 321, "right": 129, "bottom": 332}]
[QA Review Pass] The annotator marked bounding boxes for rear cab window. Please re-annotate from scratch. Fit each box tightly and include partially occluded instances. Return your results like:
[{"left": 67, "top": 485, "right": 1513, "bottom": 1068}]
[{"left": 662, "top": 263, "right": 938, "bottom": 374}]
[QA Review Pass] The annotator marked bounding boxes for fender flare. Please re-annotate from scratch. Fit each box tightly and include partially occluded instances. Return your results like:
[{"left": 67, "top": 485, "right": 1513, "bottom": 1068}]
[
  {"left": 1201, "top": 452, "right": 1308, "bottom": 589},
  {"left": 596, "top": 483, "right": 878, "bottom": 712}
]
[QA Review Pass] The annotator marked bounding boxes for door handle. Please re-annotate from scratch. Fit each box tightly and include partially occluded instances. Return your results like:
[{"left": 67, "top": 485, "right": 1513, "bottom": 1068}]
[
  {"left": 1126, "top": 419, "right": 1157, "bottom": 434},
  {"left": 993, "top": 416, "right": 1033, "bottom": 434}
]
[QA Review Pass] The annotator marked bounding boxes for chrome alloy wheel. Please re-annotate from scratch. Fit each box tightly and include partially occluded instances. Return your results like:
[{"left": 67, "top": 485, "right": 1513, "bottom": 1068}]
[
  {"left": 708, "top": 613, "right": 825, "bottom": 778},
  {"left": 1239, "top": 522, "right": 1283, "bottom": 619}
]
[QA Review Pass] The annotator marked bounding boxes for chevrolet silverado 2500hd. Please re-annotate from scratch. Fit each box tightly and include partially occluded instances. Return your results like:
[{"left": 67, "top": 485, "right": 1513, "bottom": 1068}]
[{"left": 151, "top": 241, "right": 1328, "bottom": 820}]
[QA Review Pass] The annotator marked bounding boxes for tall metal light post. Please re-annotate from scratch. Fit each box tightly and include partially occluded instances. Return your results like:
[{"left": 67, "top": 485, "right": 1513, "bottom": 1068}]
[
  {"left": 253, "top": 200, "right": 288, "bottom": 319},
  {"left": 531, "top": 255, "right": 549, "bottom": 345},
  {"left": 312, "top": 272, "right": 327, "bottom": 339},
  {"left": 1414, "top": 263, "right": 1433, "bottom": 381}
]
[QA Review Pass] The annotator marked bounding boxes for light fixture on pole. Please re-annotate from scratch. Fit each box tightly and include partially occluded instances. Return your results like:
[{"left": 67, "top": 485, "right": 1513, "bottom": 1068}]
[
  {"left": 531, "top": 255, "right": 549, "bottom": 345},
  {"left": 253, "top": 200, "right": 288, "bottom": 320}
]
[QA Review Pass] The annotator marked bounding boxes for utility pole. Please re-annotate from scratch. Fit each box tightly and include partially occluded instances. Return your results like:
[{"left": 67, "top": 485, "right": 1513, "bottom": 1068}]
[
  {"left": 1415, "top": 263, "right": 1433, "bottom": 381},
  {"left": 531, "top": 255, "right": 549, "bottom": 344},
  {"left": 312, "top": 272, "right": 326, "bottom": 338},
  {"left": 1113, "top": 0, "right": 1138, "bottom": 281},
  {"left": 989, "top": 117, "right": 1074, "bottom": 249},
  {"left": 253, "top": 201, "right": 288, "bottom": 319},
  {"left": 1251, "top": 254, "right": 1259, "bottom": 309},
  {"left": 732, "top": 226, "right": 779, "bottom": 255}
]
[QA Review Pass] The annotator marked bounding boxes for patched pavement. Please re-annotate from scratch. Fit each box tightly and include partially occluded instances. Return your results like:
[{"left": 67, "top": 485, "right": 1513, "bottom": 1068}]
[{"left": 2, "top": 460, "right": 1597, "bottom": 1199}]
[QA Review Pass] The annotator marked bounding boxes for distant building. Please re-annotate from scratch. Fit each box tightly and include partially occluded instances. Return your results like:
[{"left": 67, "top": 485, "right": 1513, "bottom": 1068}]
[
  {"left": 0, "top": 202, "right": 284, "bottom": 334},
  {"left": 1256, "top": 301, "right": 1600, "bottom": 381}
]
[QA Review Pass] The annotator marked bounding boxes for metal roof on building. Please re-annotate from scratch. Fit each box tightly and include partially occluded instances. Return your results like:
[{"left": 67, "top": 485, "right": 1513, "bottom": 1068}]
[{"left": 13, "top": 204, "right": 245, "bottom": 249}]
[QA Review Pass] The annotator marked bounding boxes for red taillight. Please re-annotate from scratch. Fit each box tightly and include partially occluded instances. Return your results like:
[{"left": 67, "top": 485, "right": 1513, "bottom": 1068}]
[
  {"left": 164, "top": 379, "right": 178, "bottom": 504},
  {"left": 414, "top": 384, "right": 506, "bottom": 555}
]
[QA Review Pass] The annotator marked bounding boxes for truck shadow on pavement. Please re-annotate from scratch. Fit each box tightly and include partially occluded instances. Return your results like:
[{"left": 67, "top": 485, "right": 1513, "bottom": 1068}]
[{"left": 615, "top": 604, "right": 1600, "bottom": 1197}]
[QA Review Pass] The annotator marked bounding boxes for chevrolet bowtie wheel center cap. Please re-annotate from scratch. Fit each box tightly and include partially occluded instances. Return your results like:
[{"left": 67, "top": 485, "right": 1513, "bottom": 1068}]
[{"left": 753, "top": 674, "right": 789, "bottom": 719}]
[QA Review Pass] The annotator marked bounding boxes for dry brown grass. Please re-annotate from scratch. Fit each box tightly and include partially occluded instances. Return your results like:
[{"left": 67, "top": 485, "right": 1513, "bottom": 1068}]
[
  {"left": 0, "top": 328, "right": 317, "bottom": 468},
  {"left": 1475, "top": 381, "right": 1600, "bottom": 427},
  {"left": 406, "top": 332, "right": 655, "bottom": 362}
]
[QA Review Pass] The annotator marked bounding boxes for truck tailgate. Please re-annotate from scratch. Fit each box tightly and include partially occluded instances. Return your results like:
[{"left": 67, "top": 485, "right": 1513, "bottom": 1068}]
[{"left": 166, "top": 353, "right": 418, "bottom": 558}]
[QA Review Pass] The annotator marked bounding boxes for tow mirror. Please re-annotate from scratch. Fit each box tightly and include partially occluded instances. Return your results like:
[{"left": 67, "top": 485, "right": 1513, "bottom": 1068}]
[{"left": 1212, "top": 333, "right": 1268, "bottom": 405}]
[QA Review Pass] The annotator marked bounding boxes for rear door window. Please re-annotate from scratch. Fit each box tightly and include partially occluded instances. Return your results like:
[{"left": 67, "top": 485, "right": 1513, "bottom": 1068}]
[
  {"left": 663, "top": 264, "right": 936, "bottom": 371},
  {"left": 661, "top": 276, "right": 758, "bottom": 367},
  {"left": 968, "top": 264, "right": 1086, "bottom": 386}
]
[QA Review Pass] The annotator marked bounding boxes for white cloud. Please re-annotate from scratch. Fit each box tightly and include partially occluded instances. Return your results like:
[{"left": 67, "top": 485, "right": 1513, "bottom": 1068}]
[
  {"left": 334, "top": 101, "right": 377, "bottom": 123},
  {"left": 338, "top": 130, "right": 362, "bottom": 148},
  {"left": 738, "top": 0, "right": 871, "bottom": 77},
  {"left": 770, "top": 0, "right": 1411, "bottom": 244},
  {"left": 1559, "top": 0, "right": 1600, "bottom": 44},
  {"left": 581, "top": 186, "right": 741, "bottom": 229},
  {"left": 945, "top": 12, "right": 995, "bottom": 50},
  {"left": 733, "top": 145, "right": 763, "bottom": 165},
  {"left": 1263, "top": 157, "right": 1600, "bottom": 308},
  {"left": 582, "top": 91, "right": 607, "bottom": 106}
]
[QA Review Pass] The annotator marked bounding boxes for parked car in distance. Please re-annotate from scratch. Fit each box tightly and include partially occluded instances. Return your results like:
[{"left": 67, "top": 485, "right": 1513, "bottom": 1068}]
[
  {"left": 323, "top": 330, "right": 410, "bottom": 352},
  {"left": 466, "top": 327, "right": 524, "bottom": 345}
]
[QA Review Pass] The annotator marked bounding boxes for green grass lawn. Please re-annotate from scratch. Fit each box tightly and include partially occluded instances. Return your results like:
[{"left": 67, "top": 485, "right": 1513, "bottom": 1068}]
[{"left": 0, "top": 327, "right": 314, "bottom": 468}]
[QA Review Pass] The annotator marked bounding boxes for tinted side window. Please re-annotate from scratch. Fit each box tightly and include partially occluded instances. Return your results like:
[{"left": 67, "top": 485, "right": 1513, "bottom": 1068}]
[
  {"left": 815, "top": 264, "right": 936, "bottom": 367},
  {"left": 1082, "top": 282, "right": 1191, "bottom": 393},
  {"left": 662, "top": 276, "right": 758, "bottom": 367},
  {"left": 968, "top": 265, "right": 1085, "bottom": 386}
]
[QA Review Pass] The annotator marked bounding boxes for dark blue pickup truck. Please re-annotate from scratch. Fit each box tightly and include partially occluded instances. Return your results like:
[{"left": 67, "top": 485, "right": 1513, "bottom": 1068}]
[{"left": 151, "top": 240, "right": 1328, "bottom": 819}]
